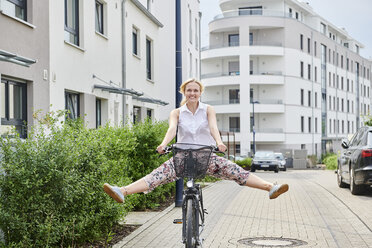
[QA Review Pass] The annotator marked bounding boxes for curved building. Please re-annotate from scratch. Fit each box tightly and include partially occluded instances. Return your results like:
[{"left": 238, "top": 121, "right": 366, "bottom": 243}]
[{"left": 201, "top": 0, "right": 372, "bottom": 157}]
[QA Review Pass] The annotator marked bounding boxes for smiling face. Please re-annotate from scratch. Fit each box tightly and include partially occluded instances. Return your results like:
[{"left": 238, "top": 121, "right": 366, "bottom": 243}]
[{"left": 185, "top": 82, "right": 201, "bottom": 103}]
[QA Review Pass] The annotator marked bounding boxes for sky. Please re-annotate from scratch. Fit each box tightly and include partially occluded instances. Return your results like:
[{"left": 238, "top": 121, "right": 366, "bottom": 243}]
[{"left": 200, "top": 0, "right": 372, "bottom": 60}]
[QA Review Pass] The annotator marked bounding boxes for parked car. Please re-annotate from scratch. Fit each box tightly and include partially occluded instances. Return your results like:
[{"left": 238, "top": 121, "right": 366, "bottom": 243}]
[
  {"left": 251, "top": 151, "right": 279, "bottom": 173},
  {"left": 274, "top": 152, "right": 287, "bottom": 171},
  {"left": 337, "top": 126, "right": 372, "bottom": 195}
]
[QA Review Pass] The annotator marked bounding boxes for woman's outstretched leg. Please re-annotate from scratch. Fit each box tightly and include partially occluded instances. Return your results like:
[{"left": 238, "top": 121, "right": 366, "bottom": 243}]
[
  {"left": 244, "top": 173, "right": 288, "bottom": 199},
  {"left": 103, "top": 178, "right": 149, "bottom": 203},
  {"left": 104, "top": 158, "right": 177, "bottom": 203}
]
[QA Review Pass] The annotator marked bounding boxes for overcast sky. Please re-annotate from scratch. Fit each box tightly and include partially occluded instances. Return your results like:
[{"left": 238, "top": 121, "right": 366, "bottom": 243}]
[{"left": 200, "top": 0, "right": 372, "bottom": 60}]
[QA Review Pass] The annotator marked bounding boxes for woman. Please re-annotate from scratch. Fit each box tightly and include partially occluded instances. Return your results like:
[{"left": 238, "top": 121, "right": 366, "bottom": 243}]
[{"left": 103, "top": 79, "right": 288, "bottom": 203}]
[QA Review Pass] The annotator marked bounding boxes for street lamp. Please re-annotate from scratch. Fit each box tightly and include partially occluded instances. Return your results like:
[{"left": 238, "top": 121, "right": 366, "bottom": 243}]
[{"left": 252, "top": 100, "right": 259, "bottom": 156}]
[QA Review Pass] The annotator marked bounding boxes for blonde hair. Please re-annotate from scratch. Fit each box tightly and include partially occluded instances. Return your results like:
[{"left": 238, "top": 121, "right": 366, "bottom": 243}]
[{"left": 179, "top": 78, "right": 204, "bottom": 106}]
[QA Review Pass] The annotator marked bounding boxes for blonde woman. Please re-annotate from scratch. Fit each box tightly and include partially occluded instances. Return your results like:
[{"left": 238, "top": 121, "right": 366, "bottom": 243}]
[{"left": 104, "top": 79, "right": 288, "bottom": 203}]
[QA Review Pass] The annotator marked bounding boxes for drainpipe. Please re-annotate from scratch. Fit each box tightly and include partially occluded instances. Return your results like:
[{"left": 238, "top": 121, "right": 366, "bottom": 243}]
[
  {"left": 122, "top": 0, "right": 127, "bottom": 125},
  {"left": 175, "top": 0, "right": 183, "bottom": 207}
]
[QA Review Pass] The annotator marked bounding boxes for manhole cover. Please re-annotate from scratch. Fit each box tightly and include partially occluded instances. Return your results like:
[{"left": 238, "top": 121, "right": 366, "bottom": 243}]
[{"left": 238, "top": 237, "right": 308, "bottom": 247}]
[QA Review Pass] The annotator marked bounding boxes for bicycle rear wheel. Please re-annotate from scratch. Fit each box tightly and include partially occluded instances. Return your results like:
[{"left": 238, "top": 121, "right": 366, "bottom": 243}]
[{"left": 185, "top": 198, "right": 197, "bottom": 248}]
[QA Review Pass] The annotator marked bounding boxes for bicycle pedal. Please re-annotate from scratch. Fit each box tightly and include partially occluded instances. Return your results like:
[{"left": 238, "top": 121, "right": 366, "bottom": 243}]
[{"left": 173, "top": 219, "right": 183, "bottom": 224}]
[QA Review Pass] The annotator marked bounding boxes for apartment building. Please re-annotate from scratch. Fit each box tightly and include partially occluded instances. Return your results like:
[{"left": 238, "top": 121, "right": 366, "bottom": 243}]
[
  {"left": 201, "top": 0, "right": 372, "bottom": 157},
  {"left": 0, "top": 0, "right": 201, "bottom": 138}
]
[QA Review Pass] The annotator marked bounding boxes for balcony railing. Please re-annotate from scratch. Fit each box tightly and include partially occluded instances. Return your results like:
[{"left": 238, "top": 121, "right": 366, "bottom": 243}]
[
  {"left": 250, "top": 71, "right": 283, "bottom": 76},
  {"left": 255, "top": 128, "right": 284, "bottom": 133},
  {"left": 250, "top": 41, "right": 282, "bottom": 47},
  {"left": 204, "top": 99, "right": 240, "bottom": 105},
  {"left": 251, "top": 99, "right": 283, "bottom": 104},
  {"left": 201, "top": 42, "right": 239, "bottom": 51},
  {"left": 201, "top": 71, "right": 240, "bottom": 79},
  {"left": 213, "top": 9, "right": 290, "bottom": 20}
]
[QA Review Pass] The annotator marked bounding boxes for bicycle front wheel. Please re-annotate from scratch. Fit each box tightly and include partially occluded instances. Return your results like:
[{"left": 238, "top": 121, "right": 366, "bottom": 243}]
[{"left": 185, "top": 198, "right": 196, "bottom": 248}]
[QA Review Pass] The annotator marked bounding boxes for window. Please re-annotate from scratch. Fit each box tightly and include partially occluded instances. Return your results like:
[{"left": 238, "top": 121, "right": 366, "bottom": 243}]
[
  {"left": 1, "top": 79, "right": 27, "bottom": 138},
  {"left": 295, "top": 12, "right": 298, "bottom": 19},
  {"left": 314, "top": 66, "right": 317, "bottom": 82},
  {"left": 132, "top": 27, "right": 139, "bottom": 55},
  {"left": 133, "top": 106, "right": 141, "bottom": 123},
  {"left": 308, "top": 64, "right": 311, "bottom": 80},
  {"left": 341, "top": 77, "right": 344, "bottom": 90},
  {"left": 341, "top": 55, "right": 343, "bottom": 68},
  {"left": 342, "top": 120, "right": 344, "bottom": 134},
  {"left": 308, "top": 117, "right": 311, "bottom": 133},
  {"left": 239, "top": 6, "right": 262, "bottom": 15},
  {"left": 321, "top": 23, "right": 326, "bottom": 34},
  {"left": 147, "top": 109, "right": 152, "bottom": 119},
  {"left": 347, "top": 79, "right": 349, "bottom": 91},
  {"left": 235, "top": 144, "right": 241, "bottom": 154},
  {"left": 315, "top": 92, "right": 318, "bottom": 107},
  {"left": 300, "top": 34, "right": 303, "bottom": 50},
  {"left": 195, "top": 18, "right": 198, "bottom": 50},
  {"left": 95, "top": 0, "right": 104, "bottom": 34},
  {"left": 289, "top": 8, "right": 292, "bottom": 17},
  {"left": 189, "top": 9, "right": 192, "bottom": 43},
  {"left": 301, "top": 116, "right": 304, "bottom": 133},
  {"left": 65, "top": 91, "right": 80, "bottom": 119},
  {"left": 315, "top": 117, "right": 318, "bottom": 133},
  {"left": 229, "top": 34, "right": 239, "bottom": 47},
  {"left": 347, "top": 100, "right": 350, "bottom": 112},
  {"left": 341, "top": 99, "right": 344, "bottom": 112},
  {"left": 249, "top": 33, "right": 253, "bottom": 45},
  {"left": 308, "top": 90, "right": 311, "bottom": 106},
  {"left": 1, "top": 0, "right": 27, "bottom": 21},
  {"left": 146, "top": 0, "right": 151, "bottom": 11},
  {"left": 65, "top": 0, "right": 79, "bottom": 45},
  {"left": 146, "top": 38, "right": 153, "bottom": 80},
  {"left": 300, "top": 61, "right": 304, "bottom": 78},
  {"left": 229, "top": 117, "right": 240, "bottom": 132},
  {"left": 347, "top": 58, "right": 349, "bottom": 70},
  {"left": 228, "top": 61, "right": 240, "bottom": 75},
  {"left": 300, "top": 89, "right": 304, "bottom": 105},
  {"left": 96, "top": 98, "right": 101, "bottom": 128},
  {"left": 229, "top": 89, "right": 240, "bottom": 104},
  {"left": 314, "top": 41, "right": 317, "bottom": 56},
  {"left": 329, "top": 119, "right": 332, "bottom": 133},
  {"left": 307, "top": 38, "right": 310, "bottom": 54}
]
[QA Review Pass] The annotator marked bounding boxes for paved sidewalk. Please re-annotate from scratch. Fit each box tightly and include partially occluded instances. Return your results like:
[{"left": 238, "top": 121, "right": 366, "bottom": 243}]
[{"left": 114, "top": 170, "right": 372, "bottom": 248}]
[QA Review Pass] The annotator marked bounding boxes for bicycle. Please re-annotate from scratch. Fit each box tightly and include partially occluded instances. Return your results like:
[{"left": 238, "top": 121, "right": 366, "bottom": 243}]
[{"left": 159, "top": 143, "right": 222, "bottom": 248}]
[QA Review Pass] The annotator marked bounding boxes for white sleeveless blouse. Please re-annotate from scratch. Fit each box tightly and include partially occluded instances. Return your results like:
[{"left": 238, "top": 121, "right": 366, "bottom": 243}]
[{"left": 177, "top": 102, "right": 216, "bottom": 146}]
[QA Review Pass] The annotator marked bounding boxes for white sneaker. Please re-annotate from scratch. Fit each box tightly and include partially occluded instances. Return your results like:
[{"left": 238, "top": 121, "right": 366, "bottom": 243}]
[
  {"left": 269, "top": 183, "right": 289, "bottom": 199},
  {"left": 103, "top": 183, "right": 124, "bottom": 203}
]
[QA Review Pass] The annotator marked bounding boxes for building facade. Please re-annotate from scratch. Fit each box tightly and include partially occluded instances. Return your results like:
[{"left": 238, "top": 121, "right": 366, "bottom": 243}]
[
  {"left": 201, "top": 0, "right": 372, "bottom": 157},
  {"left": 0, "top": 0, "right": 201, "bottom": 138}
]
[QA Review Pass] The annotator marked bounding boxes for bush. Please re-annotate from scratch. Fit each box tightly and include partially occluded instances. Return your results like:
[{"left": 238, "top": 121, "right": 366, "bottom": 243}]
[
  {"left": 323, "top": 154, "right": 337, "bottom": 170},
  {"left": 0, "top": 115, "right": 171, "bottom": 247},
  {"left": 236, "top": 158, "right": 252, "bottom": 170},
  {"left": 321, "top": 152, "right": 336, "bottom": 164}
]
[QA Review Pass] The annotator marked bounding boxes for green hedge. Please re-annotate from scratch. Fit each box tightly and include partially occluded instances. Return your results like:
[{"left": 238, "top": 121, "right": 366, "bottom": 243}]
[
  {"left": 323, "top": 154, "right": 337, "bottom": 170},
  {"left": 236, "top": 158, "right": 252, "bottom": 170},
  {"left": 0, "top": 115, "right": 172, "bottom": 247}
]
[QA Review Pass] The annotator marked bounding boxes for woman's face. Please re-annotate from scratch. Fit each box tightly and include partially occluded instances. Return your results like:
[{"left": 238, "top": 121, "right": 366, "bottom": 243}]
[{"left": 185, "top": 82, "right": 201, "bottom": 103}]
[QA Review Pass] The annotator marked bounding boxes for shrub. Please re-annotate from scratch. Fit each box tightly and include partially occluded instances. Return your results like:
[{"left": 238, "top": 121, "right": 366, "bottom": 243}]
[
  {"left": 323, "top": 154, "right": 337, "bottom": 170},
  {"left": 0, "top": 115, "right": 171, "bottom": 247},
  {"left": 236, "top": 158, "right": 252, "bottom": 170}
]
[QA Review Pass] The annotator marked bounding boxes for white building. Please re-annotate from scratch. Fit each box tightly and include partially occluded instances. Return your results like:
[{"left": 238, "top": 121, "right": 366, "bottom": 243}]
[
  {"left": 201, "top": 0, "right": 372, "bottom": 157},
  {"left": 1, "top": 0, "right": 201, "bottom": 137}
]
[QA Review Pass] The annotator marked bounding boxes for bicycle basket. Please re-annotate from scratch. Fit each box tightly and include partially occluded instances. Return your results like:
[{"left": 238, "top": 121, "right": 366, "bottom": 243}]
[{"left": 172, "top": 144, "right": 213, "bottom": 179}]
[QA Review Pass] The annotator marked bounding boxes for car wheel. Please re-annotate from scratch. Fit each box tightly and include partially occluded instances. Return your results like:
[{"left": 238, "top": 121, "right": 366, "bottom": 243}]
[
  {"left": 337, "top": 164, "right": 348, "bottom": 188},
  {"left": 350, "top": 168, "right": 366, "bottom": 195},
  {"left": 250, "top": 166, "right": 255, "bottom": 172},
  {"left": 283, "top": 166, "right": 287, "bottom": 171},
  {"left": 274, "top": 166, "right": 279, "bottom": 173}
]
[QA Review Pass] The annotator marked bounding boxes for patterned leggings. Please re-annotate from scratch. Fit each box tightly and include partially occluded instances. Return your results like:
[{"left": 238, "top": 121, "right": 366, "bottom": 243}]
[{"left": 143, "top": 154, "right": 250, "bottom": 193}]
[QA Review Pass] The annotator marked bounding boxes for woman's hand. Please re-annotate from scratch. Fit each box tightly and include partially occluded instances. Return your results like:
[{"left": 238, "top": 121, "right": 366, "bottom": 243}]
[
  {"left": 217, "top": 143, "right": 227, "bottom": 152},
  {"left": 156, "top": 145, "right": 165, "bottom": 154}
]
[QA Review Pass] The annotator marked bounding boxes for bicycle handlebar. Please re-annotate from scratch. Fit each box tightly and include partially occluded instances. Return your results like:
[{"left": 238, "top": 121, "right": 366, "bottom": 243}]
[{"left": 156, "top": 144, "right": 225, "bottom": 156}]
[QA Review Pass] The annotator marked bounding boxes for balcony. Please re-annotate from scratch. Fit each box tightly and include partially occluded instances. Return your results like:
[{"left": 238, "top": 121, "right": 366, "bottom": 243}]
[
  {"left": 213, "top": 9, "right": 291, "bottom": 21},
  {"left": 203, "top": 99, "right": 240, "bottom": 105},
  {"left": 201, "top": 42, "right": 239, "bottom": 52},
  {"left": 250, "top": 71, "right": 284, "bottom": 85},
  {"left": 251, "top": 100, "right": 284, "bottom": 113},
  {"left": 250, "top": 128, "right": 285, "bottom": 142},
  {"left": 201, "top": 71, "right": 240, "bottom": 80}
]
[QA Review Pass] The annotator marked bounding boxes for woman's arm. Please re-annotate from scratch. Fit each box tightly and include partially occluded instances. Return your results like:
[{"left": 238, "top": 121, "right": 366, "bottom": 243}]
[
  {"left": 157, "top": 108, "right": 180, "bottom": 153},
  {"left": 207, "top": 105, "right": 227, "bottom": 152}
]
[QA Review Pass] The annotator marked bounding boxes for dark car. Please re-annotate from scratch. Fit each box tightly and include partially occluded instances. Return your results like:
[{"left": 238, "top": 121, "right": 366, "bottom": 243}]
[
  {"left": 251, "top": 151, "right": 279, "bottom": 173},
  {"left": 337, "top": 126, "right": 372, "bottom": 195}
]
